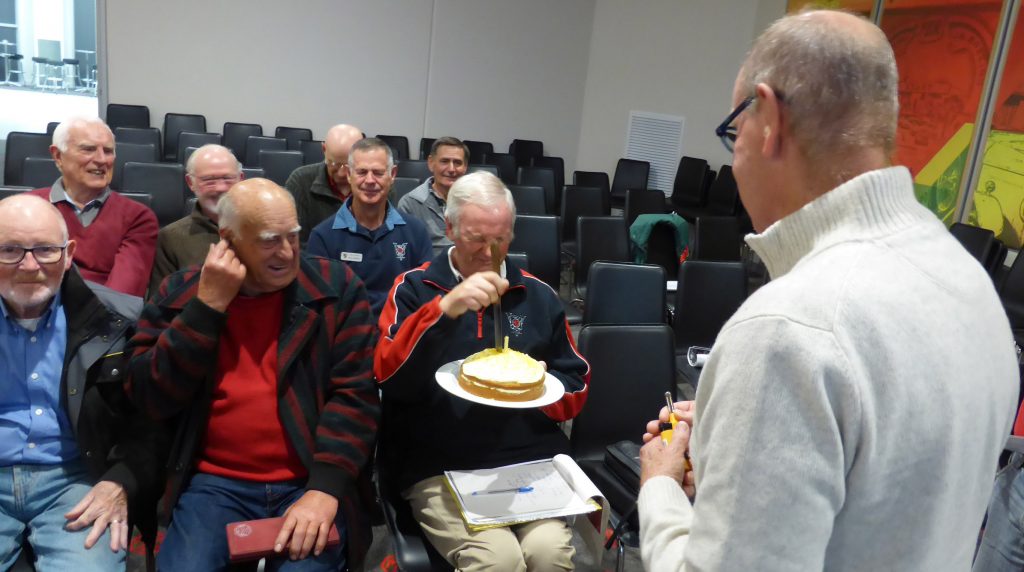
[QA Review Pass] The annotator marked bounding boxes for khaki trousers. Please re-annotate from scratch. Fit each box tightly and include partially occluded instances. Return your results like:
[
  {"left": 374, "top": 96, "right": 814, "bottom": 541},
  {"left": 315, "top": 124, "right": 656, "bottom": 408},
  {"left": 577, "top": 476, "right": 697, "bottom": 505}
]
[{"left": 403, "top": 475, "right": 576, "bottom": 572}]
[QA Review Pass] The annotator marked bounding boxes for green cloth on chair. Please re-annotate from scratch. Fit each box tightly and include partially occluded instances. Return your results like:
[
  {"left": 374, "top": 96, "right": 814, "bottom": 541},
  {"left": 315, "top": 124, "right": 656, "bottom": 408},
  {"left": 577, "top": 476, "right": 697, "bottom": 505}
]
[{"left": 629, "top": 213, "right": 689, "bottom": 263}]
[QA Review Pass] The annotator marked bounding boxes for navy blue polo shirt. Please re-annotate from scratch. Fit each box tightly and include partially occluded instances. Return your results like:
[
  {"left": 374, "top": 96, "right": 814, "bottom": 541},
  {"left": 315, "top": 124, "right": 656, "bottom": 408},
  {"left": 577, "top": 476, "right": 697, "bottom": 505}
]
[{"left": 307, "top": 199, "right": 433, "bottom": 316}]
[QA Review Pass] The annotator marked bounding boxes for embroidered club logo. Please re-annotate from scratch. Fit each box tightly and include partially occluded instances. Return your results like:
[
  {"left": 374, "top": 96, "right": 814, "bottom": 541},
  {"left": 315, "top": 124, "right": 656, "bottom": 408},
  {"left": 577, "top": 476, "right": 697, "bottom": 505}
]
[
  {"left": 507, "top": 313, "right": 526, "bottom": 336},
  {"left": 233, "top": 524, "right": 253, "bottom": 538},
  {"left": 393, "top": 242, "right": 408, "bottom": 261}
]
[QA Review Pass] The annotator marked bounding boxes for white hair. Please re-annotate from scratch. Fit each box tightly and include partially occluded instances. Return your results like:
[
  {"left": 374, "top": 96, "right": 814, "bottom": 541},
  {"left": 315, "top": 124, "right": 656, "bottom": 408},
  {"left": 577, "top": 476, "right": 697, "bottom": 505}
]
[
  {"left": 52, "top": 116, "right": 113, "bottom": 152},
  {"left": 739, "top": 9, "right": 899, "bottom": 161},
  {"left": 186, "top": 143, "right": 242, "bottom": 176},
  {"left": 444, "top": 171, "right": 516, "bottom": 234}
]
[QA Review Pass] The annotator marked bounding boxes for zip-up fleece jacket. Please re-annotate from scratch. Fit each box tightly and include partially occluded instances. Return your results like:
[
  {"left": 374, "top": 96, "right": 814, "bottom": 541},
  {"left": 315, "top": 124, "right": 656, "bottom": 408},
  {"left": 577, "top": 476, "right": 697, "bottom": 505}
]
[{"left": 374, "top": 252, "right": 589, "bottom": 490}]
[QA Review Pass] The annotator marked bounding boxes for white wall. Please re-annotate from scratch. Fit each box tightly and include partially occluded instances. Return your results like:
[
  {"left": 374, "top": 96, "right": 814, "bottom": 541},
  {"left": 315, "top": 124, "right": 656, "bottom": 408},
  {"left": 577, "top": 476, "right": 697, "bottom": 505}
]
[
  {"left": 103, "top": 0, "right": 594, "bottom": 169},
  {"left": 575, "top": 0, "right": 786, "bottom": 176}
]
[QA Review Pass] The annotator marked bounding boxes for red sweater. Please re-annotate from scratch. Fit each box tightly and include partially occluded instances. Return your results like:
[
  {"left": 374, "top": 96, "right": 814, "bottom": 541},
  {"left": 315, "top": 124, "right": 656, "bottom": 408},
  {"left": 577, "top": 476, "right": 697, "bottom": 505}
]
[
  {"left": 30, "top": 188, "right": 158, "bottom": 297},
  {"left": 197, "top": 291, "right": 307, "bottom": 482}
]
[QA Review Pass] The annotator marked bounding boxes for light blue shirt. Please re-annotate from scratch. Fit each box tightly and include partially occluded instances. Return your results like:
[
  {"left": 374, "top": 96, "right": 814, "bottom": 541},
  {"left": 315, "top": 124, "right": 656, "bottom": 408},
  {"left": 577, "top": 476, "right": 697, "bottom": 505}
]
[{"left": 0, "top": 293, "right": 79, "bottom": 465}]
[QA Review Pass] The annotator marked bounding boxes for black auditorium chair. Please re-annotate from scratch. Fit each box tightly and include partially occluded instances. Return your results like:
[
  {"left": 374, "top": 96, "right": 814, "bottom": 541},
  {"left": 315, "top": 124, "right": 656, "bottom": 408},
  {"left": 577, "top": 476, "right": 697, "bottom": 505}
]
[
  {"left": 106, "top": 103, "right": 150, "bottom": 130},
  {"left": 508, "top": 139, "right": 543, "bottom": 169},
  {"left": 669, "top": 156, "right": 710, "bottom": 218},
  {"left": 561, "top": 185, "right": 608, "bottom": 259},
  {"left": 396, "top": 160, "right": 431, "bottom": 183},
  {"left": 517, "top": 166, "right": 556, "bottom": 215},
  {"left": 114, "top": 127, "right": 162, "bottom": 160},
  {"left": 673, "top": 260, "right": 747, "bottom": 387},
  {"left": 222, "top": 122, "right": 264, "bottom": 163},
  {"left": 1001, "top": 252, "right": 1024, "bottom": 330},
  {"left": 162, "top": 113, "right": 207, "bottom": 162},
  {"left": 949, "top": 222, "right": 1000, "bottom": 276},
  {"left": 485, "top": 152, "right": 517, "bottom": 184},
  {"left": 241, "top": 167, "right": 265, "bottom": 181},
  {"left": 377, "top": 135, "right": 410, "bottom": 161},
  {"left": 390, "top": 177, "right": 420, "bottom": 205},
  {"left": 507, "top": 185, "right": 546, "bottom": 216},
  {"left": 582, "top": 261, "right": 665, "bottom": 326},
  {"left": 468, "top": 164, "right": 499, "bottom": 178},
  {"left": 510, "top": 215, "right": 560, "bottom": 293},
  {"left": 121, "top": 162, "right": 186, "bottom": 226},
  {"left": 464, "top": 140, "right": 493, "bottom": 165},
  {"left": 573, "top": 170, "right": 610, "bottom": 200},
  {"left": 574, "top": 216, "right": 629, "bottom": 300},
  {"left": 176, "top": 132, "right": 221, "bottom": 168},
  {"left": 610, "top": 159, "right": 650, "bottom": 210},
  {"left": 624, "top": 188, "right": 667, "bottom": 228},
  {"left": 21, "top": 157, "right": 60, "bottom": 189},
  {"left": 419, "top": 137, "right": 436, "bottom": 160},
  {"left": 533, "top": 156, "right": 565, "bottom": 214},
  {"left": 300, "top": 140, "right": 325, "bottom": 165},
  {"left": 258, "top": 150, "right": 303, "bottom": 187},
  {"left": 692, "top": 216, "right": 743, "bottom": 262},
  {"left": 0, "top": 186, "right": 31, "bottom": 199},
  {"left": 244, "top": 136, "right": 287, "bottom": 168},
  {"left": 4, "top": 132, "right": 52, "bottom": 186},
  {"left": 275, "top": 126, "right": 314, "bottom": 151}
]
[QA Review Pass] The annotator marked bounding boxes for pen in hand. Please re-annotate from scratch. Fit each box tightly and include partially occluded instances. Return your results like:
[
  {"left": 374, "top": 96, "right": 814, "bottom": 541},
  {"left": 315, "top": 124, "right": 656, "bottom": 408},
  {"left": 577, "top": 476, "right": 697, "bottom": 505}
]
[
  {"left": 471, "top": 486, "right": 534, "bottom": 496},
  {"left": 659, "top": 391, "right": 692, "bottom": 471}
]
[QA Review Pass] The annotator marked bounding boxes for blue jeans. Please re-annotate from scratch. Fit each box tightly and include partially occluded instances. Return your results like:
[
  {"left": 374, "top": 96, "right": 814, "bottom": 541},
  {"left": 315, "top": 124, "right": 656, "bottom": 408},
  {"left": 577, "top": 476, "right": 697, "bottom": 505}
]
[
  {"left": 158, "top": 473, "right": 347, "bottom": 572},
  {"left": 0, "top": 462, "right": 125, "bottom": 571},
  {"left": 974, "top": 453, "right": 1024, "bottom": 571}
]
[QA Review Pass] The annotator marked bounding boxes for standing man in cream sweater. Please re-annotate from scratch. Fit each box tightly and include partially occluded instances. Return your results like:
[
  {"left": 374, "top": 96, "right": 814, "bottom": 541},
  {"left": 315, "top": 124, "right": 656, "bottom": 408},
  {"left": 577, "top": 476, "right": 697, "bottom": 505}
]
[{"left": 637, "top": 9, "right": 1018, "bottom": 571}]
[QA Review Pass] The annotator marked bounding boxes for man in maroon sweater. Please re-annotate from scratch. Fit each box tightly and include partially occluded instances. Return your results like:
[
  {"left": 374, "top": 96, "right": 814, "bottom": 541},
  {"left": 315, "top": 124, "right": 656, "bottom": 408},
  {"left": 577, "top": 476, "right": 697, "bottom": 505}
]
[{"left": 30, "top": 117, "right": 158, "bottom": 297}]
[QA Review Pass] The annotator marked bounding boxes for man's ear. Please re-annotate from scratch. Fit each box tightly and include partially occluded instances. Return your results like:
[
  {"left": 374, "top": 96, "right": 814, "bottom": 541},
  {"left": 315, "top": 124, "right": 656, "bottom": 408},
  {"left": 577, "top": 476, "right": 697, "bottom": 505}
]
[
  {"left": 445, "top": 219, "right": 455, "bottom": 241},
  {"left": 64, "top": 239, "right": 77, "bottom": 271},
  {"left": 219, "top": 228, "right": 233, "bottom": 244},
  {"left": 49, "top": 145, "right": 62, "bottom": 165},
  {"left": 755, "top": 82, "right": 784, "bottom": 158}
]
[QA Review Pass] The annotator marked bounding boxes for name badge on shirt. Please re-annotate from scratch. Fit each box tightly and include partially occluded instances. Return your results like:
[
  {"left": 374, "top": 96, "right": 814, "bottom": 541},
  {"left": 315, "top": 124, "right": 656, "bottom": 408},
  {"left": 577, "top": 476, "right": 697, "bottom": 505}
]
[{"left": 339, "top": 252, "right": 363, "bottom": 263}]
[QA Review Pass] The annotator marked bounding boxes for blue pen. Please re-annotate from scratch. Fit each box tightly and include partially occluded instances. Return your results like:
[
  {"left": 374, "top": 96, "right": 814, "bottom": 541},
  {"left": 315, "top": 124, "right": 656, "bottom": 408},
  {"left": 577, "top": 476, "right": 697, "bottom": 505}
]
[{"left": 472, "top": 486, "right": 534, "bottom": 496}]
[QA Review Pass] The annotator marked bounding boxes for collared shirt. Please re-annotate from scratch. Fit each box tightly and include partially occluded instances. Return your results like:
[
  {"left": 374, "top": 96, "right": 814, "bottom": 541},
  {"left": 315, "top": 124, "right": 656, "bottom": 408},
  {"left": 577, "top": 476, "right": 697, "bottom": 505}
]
[
  {"left": 0, "top": 293, "right": 78, "bottom": 466},
  {"left": 396, "top": 177, "right": 454, "bottom": 256},
  {"left": 446, "top": 246, "right": 506, "bottom": 282},
  {"left": 49, "top": 178, "right": 111, "bottom": 228}
]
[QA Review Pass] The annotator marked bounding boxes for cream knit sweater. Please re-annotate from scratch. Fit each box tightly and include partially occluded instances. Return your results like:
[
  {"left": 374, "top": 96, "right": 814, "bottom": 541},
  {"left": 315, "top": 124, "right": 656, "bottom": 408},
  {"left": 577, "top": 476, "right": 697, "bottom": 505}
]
[{"left": 639, "top": 167, "right": 1018, "bottom": 571}]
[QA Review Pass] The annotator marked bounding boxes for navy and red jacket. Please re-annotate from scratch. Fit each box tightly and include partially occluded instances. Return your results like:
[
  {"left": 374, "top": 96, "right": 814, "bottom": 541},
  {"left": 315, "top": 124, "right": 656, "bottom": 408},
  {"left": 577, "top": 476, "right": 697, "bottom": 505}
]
[{"left": 374, "top": 251, "right": 590, "bottom": 490}]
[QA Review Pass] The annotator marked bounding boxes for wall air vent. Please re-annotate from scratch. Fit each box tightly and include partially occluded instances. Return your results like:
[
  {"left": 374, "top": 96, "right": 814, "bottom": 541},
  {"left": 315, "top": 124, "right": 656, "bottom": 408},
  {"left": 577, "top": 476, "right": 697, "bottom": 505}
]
[{"left": 625, "top": 110, "right": 685, "bottom": 196}]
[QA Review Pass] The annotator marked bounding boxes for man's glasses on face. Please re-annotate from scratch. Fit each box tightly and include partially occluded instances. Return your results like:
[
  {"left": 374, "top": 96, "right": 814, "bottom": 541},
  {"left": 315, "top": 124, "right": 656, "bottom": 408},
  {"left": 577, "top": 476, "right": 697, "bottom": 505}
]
[
  {"left": 196, "top": 174, "right": 240, "bottom": 187},
  {"left": 715, "top": 96, "right": 754, "bottom": 153},
  {"left": 0, "top": 244, "right": 68, "bottom": 265}
]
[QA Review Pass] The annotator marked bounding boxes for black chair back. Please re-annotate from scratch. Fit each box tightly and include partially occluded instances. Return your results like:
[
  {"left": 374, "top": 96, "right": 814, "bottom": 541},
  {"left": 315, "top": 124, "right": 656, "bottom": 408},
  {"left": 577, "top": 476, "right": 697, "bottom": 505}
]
[
  {"left": 561, "top": 186, "right": 607, "bottom": 244},
  {"left": 671, "top": 156, "right": 710, "bottom": 212},
  {"left": 114, "top": 127, "right": 162, "bottom": 160},
  {"left": 222, "top": 122, "right": 263, "bottom": 164},
  {"left": 244, "top": 136, "right": 287, "bottom": 168},
  {"left": 624, "top": 189, "right": 666, "bottom": 228},
  {"left": 508, "top": 139, "right": 543, "bottom": 168},
  {"left": 571, "top": 324, "right": 675, "bottom": 461},
  {"left": 693, "top": 216, "right": 742, "bottom": 262},
  {"left": 1001, "top": 252, "right": 1024, "bottom": 329},
  {"left": 419, "top": 137, "right": 436, "bottom": 160},
  {"left": 241, "top": 167, "right": 265, "bottom": 180},
  {"left": 276, "top": 126, "right": 314, "bottom": 150},
  {"left": 517, "top": 166, "right": 556, "bottom": 215},
  {"left": 390, "top": 177, "right": 420, "bottom": 205},
  {"left": 21, "top": 157, "right": 60, "bottom": 189},
  {"left": 112, "top": 142, "right": 158, "bottom": 190},
  {"left": 533, "top": 156, "right": 564, "bottom": 213},
  {"left": 508, "top": 185, "right": 546, "bottom": 216},
  {"left": 707, "top": 165, "right": 740, "bottom": 215},
  {"left": 510, "top": 215, "right": 560, "bottom": 291},
  {"left": 396, "top": 159, "right": 431, "bottom": 183},
  {"left": 162, "top": 113, "right": 207, "bottom": 161},
  {"left": 575, "top": 216, "right": 629, "bottom": 298},
  {"left": 377, "top": 135, "right": 410, "bottom": 161},
  {"left": 0, "top": 186, "right": 31, "bottom": 199},
  {"left": 949, "top": 222, "right": 999, "bottom": 274},
  {"left": 573, "top": 170, "right": 610, "bottom": 197},
  {"left": 300, "top": 140, "right": 325, "bottom": 165},
  {"left": 176, "top": 132, "right": 220, "bottom": 168},
  {"left": 673, "top": 260, "right": 747, "bottom": 350},
  {"left": 468, "top": 164, "right": 499, "bottom": 178},
  {"left": 506, "top": 251, "right": 530, "bottom": 274},
  {"left": 120, "top": 192, "right": 152, "bottom": 208},
  {"left": 121, "top": 162, "right": 186, "bottom": 226},
  {"left": 106, "top": 103, "right": 150, "bottom": 130},
  {"left": 610, "top": 159, "right": 650, "bottom": 207},
  {"left": 485, "top": 152, "right": 517, "bottom": 184},
  {"left": 583, "top": 262, "right": 665, "bottom": 326},
  {"left": 258, "top": 150, "right": 303, "bottom": 187},
  {"left": 4, "top": 132, "right": 52, "bottom": 186},
  {"left": 464, "top": 140, "right": 493, "bottom": 164},
  {"left": 46, "top": 122, "right": 59, "bottom": 135}
]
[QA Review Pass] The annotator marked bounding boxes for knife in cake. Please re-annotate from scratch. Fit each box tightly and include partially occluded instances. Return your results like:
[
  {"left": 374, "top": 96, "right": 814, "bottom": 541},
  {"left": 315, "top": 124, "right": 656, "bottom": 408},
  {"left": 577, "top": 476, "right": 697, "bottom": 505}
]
[{"left": 490, "top": 243, "right": 503, "bottom": 350}]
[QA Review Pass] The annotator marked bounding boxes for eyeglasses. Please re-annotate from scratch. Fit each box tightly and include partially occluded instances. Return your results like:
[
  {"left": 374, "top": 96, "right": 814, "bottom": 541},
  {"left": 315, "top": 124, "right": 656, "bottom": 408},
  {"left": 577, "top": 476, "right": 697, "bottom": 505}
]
[
  {"left": 714, "top": 96, "right": 754, "bottom": 153},
  {"left": 195, "top": 174, "right": 240, "bottom": 186},
  {"left": 0, "top": 243, "right": 69, "bottom": 265},
  {"left": 326, "top": 159, "right": 346, "bottom": 169}
]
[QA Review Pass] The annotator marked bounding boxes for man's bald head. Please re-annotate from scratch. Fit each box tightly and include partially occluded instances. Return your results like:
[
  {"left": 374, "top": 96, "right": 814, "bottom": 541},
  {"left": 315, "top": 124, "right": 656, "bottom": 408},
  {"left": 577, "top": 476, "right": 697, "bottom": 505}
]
[
  {"left": 323, "top": 124, "right": 364, "bottom": 189},
  {"left": 0, "top": 194, "right": 70, "bottom": 243},
  {"left": 0, "top": 194, "right": 76, "bottom": 319},
  {"left": 217, "top": 178, "right": 297, "bottom": 237},
  {"left": 738, "top": 9, "right": 898, "bottom": 163}
]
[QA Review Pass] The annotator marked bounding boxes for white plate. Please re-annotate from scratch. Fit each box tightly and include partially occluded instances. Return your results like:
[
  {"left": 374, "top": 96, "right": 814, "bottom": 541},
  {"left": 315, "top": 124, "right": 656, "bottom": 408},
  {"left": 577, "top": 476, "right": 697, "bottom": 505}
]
[{"left": 435, "top": 359, "right": 565, "bottom": 409}]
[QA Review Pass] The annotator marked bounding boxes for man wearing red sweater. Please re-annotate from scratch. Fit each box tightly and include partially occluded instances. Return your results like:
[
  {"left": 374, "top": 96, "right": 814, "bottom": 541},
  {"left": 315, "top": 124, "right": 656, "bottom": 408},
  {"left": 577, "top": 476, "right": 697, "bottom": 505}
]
[
  {"left": 30, "top": 117, "right": 157, "bottom": 297},
  {"left": 128, "top": 179, "right": 379, "bottom": 571}
]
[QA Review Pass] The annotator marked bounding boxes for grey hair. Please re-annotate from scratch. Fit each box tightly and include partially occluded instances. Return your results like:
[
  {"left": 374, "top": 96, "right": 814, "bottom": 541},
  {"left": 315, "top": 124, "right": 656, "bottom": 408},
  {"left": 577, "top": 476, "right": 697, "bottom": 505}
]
[
  {"left": 186, "top": 143, "right": 242, "bottom": 176},
  {"left": 738, "top": 9, "right": 899, "bottom": 161},
  {"left": 430, "top": 136, "right": 470, "bottom": 164},
  {"left": 217, "top": 179, "right": 297, "bottom": 236},
  {"left": 347, "top": 138, "right": 394, "bottom": 170},
  {"left": 444, "top": 171, "right": 516, "bottom": 234},
  {"left": 52, "top": 116, "right": 114, "bottom": 152}
]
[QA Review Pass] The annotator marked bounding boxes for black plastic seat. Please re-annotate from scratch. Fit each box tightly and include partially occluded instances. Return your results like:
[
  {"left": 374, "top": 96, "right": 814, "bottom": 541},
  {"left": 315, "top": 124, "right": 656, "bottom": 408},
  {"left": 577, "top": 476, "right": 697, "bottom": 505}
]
[
  {"left": 561, "top": 185, "right": 608, "bottom": 258},
  {"left": 693, "top": 216, "right": 742, "bottom": 262},
  {"left": 485, "top": 152, "right": 517, "bottom": 184},
  {"left": 396, "top": 159, "right": 431, "bottom": 183},
  {"left": 106, "top": 103, "right": 150, "bottom": 130},
  {"left": 669, "top": 156, "right": 710, "bottom": 216},
  {"left": 419, "top": 137, "right": 436, "bottom": 160},
  {"left": 1001, "top": 251, "right": 1024, "bottom": 329},
  {"left": 510, "top": 215, "right": 560, "bottom": 292},
  {"left": 575, "top": 216, "right": 629, "bottom": 299},
  {"left": 300, "top": 140, "right": 325, "bottom": 165},
  {"left": 176, "top": 132, "right": 221, "bottom": 169},
  {"left": 610, "top": 159, "right": 650, "bottom": 209},
  {"left": 0, "top": 186, "right": 31, "bottom": 200},
  {"left": 223, "top": 122, "right": 263, "bottom": 163},
  {"left": 377, "top": 135, "right": 410, "bottom": 161},
  {"left": 243, "top": 136, "right": 287, "bottom": 168},
  {"left": 506, "top": 252, "right": 529, "bottom": 273},
  {"left": 162, "top": 113, "right": 207, "bottom": 161},
  {"left": 258, "top": 150, "right": 303, "bottom": 187},
  {"left": 275, "top": 126, "right": 314, "bottom": 151},
  {"left": 112, "top": 142, "right": 159, "bottom": 190},
  {"left": 241, "top": 167, "right": 265, "bottom": 180},
  {"left": 624, "top": 188, "right": 667, "bottom": 228},
  {"left": 673, "top": 260, "right": 747, "bottom": 387},
  {"left": 533, "top": 156, "right": 564, "bottom": 213},
  {"left": 121, "top": 162, "right": 186, "bottom": 226},
  {"left": 507, "top": 184, "right": 546, "bottom": 215},
  {"left": 4, "top": 132, "right": 52, "bottom": 186},
  {"left": 390, "top": 177, "right": 420, "bottom": 205},
  {"left": 950, "top": 222, "right": 999, "bottom": 274},
  {"left": 582, "top": 261, "right": 665, "bottom": 326},
  {"left": 21, "top": 157, "right": 60, "bottom": 189},
  {"left": 508, "top": 139, "right": 543, "bottom": 169},
  {"left": 114, "top": 127, "right": 162, "bottom": 159},
  {"left": 464, "top": 140, "right": 493, "bottom": 164},
  {"left": 517, "top": 166, "right": 556, "bottom": 215}
]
